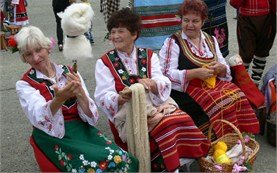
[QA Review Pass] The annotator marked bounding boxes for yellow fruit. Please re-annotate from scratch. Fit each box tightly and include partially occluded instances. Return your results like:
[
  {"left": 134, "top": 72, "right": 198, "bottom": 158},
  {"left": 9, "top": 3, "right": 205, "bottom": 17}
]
[
  {"left": 213, "top": 149, "right": 225, "bottom": 159},
  {"left": 214, "top": 141, "right": 228, "bottom": 152},
  {"left": 215, "top": 154, "right": 231, "bottom": 164}
]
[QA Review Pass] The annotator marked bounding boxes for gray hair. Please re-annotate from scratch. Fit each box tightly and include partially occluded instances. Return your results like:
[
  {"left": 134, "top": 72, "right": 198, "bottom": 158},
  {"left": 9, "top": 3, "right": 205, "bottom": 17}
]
[{"left": 15, "top": 25, "right": 51, "bottom": 62}]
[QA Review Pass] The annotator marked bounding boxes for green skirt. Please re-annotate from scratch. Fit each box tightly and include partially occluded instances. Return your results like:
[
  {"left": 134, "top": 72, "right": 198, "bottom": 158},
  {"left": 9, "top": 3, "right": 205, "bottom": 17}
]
[{"left": 32, "top": 120, "right": 139, "bottom": 172}]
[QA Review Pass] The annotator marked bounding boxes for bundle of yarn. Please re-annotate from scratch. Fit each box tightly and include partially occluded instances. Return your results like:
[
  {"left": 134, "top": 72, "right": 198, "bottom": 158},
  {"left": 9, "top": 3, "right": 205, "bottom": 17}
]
[{"left": 125, "top": 83, "right": 151, "bottom": 172}]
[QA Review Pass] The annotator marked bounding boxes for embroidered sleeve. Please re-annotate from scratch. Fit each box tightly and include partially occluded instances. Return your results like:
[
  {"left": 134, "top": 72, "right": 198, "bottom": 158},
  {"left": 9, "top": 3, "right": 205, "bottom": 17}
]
[
  {"left": 94, "top": 59, "right": 119, "bottom": 122},
  {"left": 159, "top": 38, "right": 188, "bottom": 92},
  {"left": 148, "top": 52, "right": 172, "bottom": 106},
  {"left": 16, "top": 80, "right": 65, "bottom": 138},
  {"left": 212, "top": 36, "right": 232, "bottom": 81},
  {"left": 76, "top": 72, "right": 99, "bottom": 126}
]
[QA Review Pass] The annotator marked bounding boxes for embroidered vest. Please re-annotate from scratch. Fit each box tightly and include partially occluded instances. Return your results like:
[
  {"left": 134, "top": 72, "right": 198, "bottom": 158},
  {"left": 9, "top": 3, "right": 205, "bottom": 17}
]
[
  {"left": 171, "top": 31, "right": 218, "bottom": 70},
  {"left": 101, "top": 48, "right": 153, "bottom": 92},
  {"left": 21, "top": 65, "right": 79, "bottom": 120}
]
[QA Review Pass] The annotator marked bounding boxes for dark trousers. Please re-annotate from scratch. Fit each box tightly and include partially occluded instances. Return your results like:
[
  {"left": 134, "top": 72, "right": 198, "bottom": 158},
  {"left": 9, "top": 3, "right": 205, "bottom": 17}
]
[
  {"left": 237, "top": 13, "right": 276, "bottom": 63},
  {"left": 53, "top": 9, "right": 63, "bottom": 45}
]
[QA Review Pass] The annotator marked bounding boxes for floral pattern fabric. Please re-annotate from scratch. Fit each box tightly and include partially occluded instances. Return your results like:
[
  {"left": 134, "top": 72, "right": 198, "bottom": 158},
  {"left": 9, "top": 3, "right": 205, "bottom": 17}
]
[
  {"left": 32, "top": 121, "right": 138, "bottom": 172},
  {"left": 94, "top": 47, "right": 172, "bottom": 122},
  {"left": 53, "top": 131, "right": 135, "bottom": 173},
  {"left": 106, "top": 49, "right": 149, "bottom": 86}
]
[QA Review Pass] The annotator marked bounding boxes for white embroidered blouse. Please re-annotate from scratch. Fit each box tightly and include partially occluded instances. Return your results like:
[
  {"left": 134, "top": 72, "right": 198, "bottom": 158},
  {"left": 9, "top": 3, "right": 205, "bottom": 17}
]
[
  {"left": 159, "top": 31, "right": 232, "bottom": 92},
  {"left": 16, "top": 63, "right": 99, "bottom": 139},
  {"left": 94, "top": 47, "right": 172, "bottom": 122}
]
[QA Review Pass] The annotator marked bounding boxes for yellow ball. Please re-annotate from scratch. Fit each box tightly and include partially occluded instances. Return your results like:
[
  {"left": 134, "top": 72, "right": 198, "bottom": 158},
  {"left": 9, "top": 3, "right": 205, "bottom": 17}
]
[
  {"left": 213, "top": 149, "right": 225, "bottom": 159},
  {"left": 214, "top": 141, "right": 228, "bottom": 152}
]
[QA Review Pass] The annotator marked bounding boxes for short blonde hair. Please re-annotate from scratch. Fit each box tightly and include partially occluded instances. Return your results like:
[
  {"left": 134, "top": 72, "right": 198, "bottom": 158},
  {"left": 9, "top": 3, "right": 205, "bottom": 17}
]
[{"left": 15, "top": 25, "right": 51, "bottom": 62}]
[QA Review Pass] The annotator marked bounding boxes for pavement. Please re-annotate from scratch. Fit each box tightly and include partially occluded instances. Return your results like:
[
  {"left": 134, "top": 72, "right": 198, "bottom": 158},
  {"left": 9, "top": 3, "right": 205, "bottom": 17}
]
[{"left": 0, "top": 0, "right": 276, "bottom": 172}]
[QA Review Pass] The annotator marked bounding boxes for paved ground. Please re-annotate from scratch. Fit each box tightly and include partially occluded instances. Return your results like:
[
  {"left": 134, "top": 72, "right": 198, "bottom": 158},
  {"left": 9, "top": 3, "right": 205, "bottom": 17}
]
[{"left": 0, "top": 0, "right": 276, "bottom": 172}]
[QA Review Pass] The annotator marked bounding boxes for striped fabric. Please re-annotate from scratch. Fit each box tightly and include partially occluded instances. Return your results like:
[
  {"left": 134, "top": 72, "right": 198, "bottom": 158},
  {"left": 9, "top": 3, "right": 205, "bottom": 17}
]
[
  {"left": 150, "top": 109, "right": 210, "bottom": 171},
  {"left": 252, "top": 56, "right": 267, "bottom": 84},
  {"left": 108, "top": 97, "right": 211, "bottom": 172},
  {"left": 133, "top": 0, "right": 229, "bottom": 57},
  {"left": 134, "top": 0, "right": 182, "bottom": 50},
  {"left": 187, "top": 79, "right": 260, "bottom": 137}
]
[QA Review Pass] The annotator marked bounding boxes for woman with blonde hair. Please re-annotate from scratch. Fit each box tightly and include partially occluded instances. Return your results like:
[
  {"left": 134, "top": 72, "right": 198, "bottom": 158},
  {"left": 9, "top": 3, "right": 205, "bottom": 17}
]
[{"left": 15, "top": 25, "right": 138, "bottom": 172}]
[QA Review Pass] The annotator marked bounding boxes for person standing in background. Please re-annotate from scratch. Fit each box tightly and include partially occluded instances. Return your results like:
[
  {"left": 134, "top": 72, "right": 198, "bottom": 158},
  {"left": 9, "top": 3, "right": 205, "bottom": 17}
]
[
  {"left": 11, "top": 0, "right": 29, "bottom": 26},
  {"left": 230, "top": 0, "right": 276, "bottom": 86},
  {"left": 52, "top": 0, "right": 73, "bottom": 51}
]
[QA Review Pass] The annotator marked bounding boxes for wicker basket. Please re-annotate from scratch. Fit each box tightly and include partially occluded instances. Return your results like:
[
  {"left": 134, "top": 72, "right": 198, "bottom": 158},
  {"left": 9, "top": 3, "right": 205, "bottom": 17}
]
[{"left": 198, "top": 119, "right": 260, "bottom": 172}]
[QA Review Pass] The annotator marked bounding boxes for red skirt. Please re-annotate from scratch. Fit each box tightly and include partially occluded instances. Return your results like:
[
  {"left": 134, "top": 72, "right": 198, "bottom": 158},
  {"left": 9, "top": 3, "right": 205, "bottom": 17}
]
[
  {"left": 29, "top": 136, "right": 60, "bottom": 172},
  {"left": 187, "top": 79, "right": 260, "bottom": 137},
  {"left": 110, "top": 109, "right": 210, "bottom": 171}
]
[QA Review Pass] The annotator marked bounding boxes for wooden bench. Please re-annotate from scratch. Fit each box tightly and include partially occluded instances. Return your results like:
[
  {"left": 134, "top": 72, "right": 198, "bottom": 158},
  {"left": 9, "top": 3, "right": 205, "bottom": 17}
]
[
  {"left": 0, "top": 31, "right": 8, "bottom": 50},
  {"left": 1, "top": 24, "right": 22, "bottom": 51},
  {"left": 5, "top": 24, "right": 22, "bottom": 35}
]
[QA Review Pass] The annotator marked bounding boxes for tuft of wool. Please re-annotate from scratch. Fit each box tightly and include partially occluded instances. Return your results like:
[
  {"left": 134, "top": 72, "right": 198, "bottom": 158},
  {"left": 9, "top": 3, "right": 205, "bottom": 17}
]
[
  {"left": 228, "top": 54, "right": 243, "bottom": 67},
  {"left": 61, "top": 3, "right": 94, "bottom": 59},
  {"left": 63, "top": 35, "right": 93, "bottom": 60},
  {"left": 62, "top": 3, "right": 93, "bottom": 36}
]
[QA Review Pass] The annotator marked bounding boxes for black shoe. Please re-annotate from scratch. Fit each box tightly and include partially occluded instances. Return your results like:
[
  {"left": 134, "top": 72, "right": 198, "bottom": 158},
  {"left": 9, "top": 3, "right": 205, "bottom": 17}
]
[{"left": 58, "top": 44, "right": 63, "bottom": 51}]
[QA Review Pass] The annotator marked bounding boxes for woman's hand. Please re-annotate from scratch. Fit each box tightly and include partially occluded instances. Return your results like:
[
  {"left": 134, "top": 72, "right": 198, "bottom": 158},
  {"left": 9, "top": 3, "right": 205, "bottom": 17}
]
[
  {"left": 138, "top": 78, "right": 158, "bottom": 94},
  {"left": 118, "top": 87, "right": 132, "bottom": 105},
  {"left": 50, "top": 77, "right": 80, "bottom": 115},
  {"left": 66, "top": 72, "right": 93, "bottom": 117},
  {"left": 51, "top": 72, "right": 93, "bottom": 116},
  {"left": 187, "top": 68, "right": 215, "bottom": 81},
  {"left": 118, "top": 94, "right": 131, "bottom": 105},
  {"left": 207, "top": 61, "right": 227, "bottom": 77},
  {"left": 66, "top": 72, "right": 86, "bottom": 98},
  {"left": 52, "top": 79, "right": 79, "bottom": 103}
]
